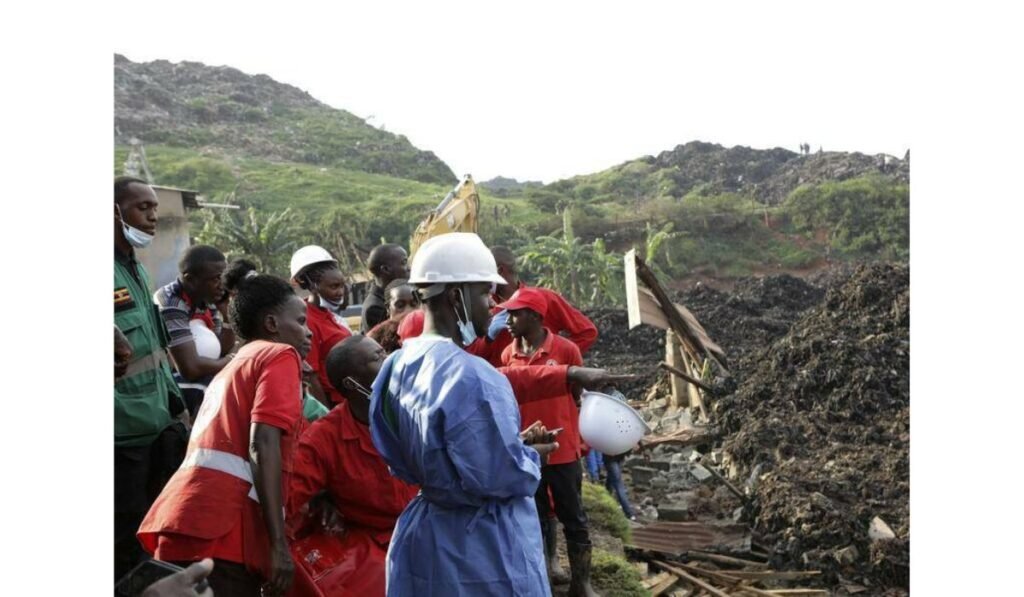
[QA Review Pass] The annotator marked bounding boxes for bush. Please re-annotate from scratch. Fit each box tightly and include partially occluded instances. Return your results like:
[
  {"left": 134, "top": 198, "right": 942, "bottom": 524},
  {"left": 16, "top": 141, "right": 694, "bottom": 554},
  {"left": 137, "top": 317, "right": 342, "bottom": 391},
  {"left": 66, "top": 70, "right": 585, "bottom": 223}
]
[
  {"left": 591, "top": 548, "right": 649, "bottom": 597},
  {"left": 784, "top": 175, "right": 908, "bottom": 260},
  {"left": 582, "top": 482, "right": 631, "bottom": 543}
]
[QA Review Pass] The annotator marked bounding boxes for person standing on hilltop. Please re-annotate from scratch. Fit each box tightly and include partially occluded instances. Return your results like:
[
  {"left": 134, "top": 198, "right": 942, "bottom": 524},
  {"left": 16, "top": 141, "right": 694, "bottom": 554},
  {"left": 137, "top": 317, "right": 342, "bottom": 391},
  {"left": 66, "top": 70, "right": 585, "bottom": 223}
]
[
  {"left": 114, "top": 176, "right": 188, "bottom": 581},
  {"left": 361, "top": 243, "right": 409, "bottom": 331}
]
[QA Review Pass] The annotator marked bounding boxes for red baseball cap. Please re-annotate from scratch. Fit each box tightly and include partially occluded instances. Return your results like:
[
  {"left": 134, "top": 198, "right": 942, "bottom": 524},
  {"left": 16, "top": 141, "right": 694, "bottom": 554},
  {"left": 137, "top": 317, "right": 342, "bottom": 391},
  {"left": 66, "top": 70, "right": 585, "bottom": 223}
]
[
  {"left": 497, "top": 287, "right": 548, "bottom": 318},
  {"left": 397, "top": 309, "right": 425, "bottom": 342}
]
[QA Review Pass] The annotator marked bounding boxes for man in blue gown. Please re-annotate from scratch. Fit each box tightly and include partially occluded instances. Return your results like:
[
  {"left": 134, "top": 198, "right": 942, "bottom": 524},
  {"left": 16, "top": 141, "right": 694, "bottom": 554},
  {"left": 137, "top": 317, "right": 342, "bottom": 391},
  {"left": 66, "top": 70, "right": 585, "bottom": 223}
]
[{"left": 369, "top": 233, "right": 559, "bottom": 596}]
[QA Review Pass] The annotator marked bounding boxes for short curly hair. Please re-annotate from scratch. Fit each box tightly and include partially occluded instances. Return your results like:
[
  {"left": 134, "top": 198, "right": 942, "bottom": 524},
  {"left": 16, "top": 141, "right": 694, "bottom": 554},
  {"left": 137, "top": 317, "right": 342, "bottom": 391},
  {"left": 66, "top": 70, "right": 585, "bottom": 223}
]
[{"left": 230, "top": 274, "right": 296, "bottom": 341}]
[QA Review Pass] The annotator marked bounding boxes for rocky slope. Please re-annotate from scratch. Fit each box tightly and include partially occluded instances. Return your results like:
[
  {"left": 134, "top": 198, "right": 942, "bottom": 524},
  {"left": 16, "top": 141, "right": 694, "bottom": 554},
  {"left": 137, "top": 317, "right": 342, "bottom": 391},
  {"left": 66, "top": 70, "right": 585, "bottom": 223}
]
[{"left": 114, "top": 54, "right": 455, "bottom": 184}]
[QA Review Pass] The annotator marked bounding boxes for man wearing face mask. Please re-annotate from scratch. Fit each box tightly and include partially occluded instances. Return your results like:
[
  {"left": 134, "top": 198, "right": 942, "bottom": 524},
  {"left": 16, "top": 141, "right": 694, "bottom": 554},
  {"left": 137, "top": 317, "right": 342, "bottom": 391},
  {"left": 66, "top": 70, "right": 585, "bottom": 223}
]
[
  {"left": 290, "top": 246, "right": 352, "bottom": 407},
  {"left": 285, "top": 335, "right": 420, "bottom": 596},
  {"left": 361, "top": 243, "right": 410, "bottom": 332},
  {"left": 113, "top": 177, "right": 187, "bottom": 581},
  {"left": 369, "top": 233, "right": 635, "bottom": 596}
]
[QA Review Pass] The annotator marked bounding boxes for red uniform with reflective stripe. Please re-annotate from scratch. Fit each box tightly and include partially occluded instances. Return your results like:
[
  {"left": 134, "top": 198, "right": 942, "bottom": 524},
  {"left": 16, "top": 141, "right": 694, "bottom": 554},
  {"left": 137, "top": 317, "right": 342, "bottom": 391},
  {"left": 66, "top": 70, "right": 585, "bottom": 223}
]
[
  {"left": 304, "top": 302, "right": 351, "bottom": 405},
  {"left": 286, "top": 402, "right": 419, "bottom": 596},
  {"left": 501, "top": 329, "right": 584, "bottom": 465},
  {"left": 482, "top": 284, "right": 598, "bottom": 366},
  {"left": 138, "top": 340, "right": 303, "bottom": 577}
]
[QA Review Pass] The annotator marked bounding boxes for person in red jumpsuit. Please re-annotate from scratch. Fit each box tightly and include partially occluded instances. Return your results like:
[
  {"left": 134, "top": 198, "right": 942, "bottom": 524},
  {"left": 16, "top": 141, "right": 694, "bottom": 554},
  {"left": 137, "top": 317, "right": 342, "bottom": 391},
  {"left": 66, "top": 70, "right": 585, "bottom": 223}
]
[
  {"left": 290, "top": 246, "right": 352, "bottom": 406},
  {"left": 138, "top": 274, "right": 312, "bottom": 597},
  {"left": 286, "top": 335, "right": 419, "bottom": 596},
  {"left": 500, "top": 288, "right": 599, "bottom": 596}
]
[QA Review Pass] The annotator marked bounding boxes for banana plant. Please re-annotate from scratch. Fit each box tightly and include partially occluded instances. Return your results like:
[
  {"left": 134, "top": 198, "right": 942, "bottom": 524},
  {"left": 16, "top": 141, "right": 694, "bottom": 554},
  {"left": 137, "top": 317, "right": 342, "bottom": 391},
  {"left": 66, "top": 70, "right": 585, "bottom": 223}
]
[{"left": 196, "top": 198, "right": 303, "bottom": 277}]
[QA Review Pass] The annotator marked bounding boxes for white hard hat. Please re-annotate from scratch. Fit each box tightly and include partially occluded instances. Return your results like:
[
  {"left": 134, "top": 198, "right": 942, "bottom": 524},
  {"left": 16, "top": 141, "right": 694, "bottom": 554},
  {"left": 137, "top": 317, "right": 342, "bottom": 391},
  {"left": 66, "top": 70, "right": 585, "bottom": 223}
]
[
  {"left": 578, "top": 390, "right": 651, "bottom": 455},
  {"left": 407, "top": 233, "right": 506, "bottom": 286},
  {"left": 290, "top": 245, "right": 337, "bottom": 280},
  {"left": 189, "top": 320, "right": 222, "bottom": 359}
]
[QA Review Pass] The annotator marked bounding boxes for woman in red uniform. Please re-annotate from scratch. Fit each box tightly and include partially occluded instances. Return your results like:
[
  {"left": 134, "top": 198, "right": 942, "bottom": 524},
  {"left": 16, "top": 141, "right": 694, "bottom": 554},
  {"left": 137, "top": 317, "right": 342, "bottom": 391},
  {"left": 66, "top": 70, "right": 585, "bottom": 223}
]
[
  {"left": 289, "top": 246, "right": 352, "bottom": 406},
  {"left": 286, "top": 335, "right": 419, "bottom": 596},
  {"left": 138, "top": 274, "right": 313, "bottom": 596}
]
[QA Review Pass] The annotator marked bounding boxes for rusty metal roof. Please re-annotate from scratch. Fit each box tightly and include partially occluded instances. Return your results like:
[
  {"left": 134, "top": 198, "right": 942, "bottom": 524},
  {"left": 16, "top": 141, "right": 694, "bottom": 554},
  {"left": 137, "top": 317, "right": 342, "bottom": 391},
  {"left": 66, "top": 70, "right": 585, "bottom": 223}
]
[{"left": 627, "top": 522, "right": 751, "bottom": 557}]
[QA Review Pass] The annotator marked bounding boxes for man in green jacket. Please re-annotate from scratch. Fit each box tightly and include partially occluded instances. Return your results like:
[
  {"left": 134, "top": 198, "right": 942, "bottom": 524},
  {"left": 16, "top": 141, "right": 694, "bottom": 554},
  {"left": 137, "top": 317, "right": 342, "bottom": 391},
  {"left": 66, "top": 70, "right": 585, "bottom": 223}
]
[{"left": 114, "top": 176, "right": 186, "bottom": 581}]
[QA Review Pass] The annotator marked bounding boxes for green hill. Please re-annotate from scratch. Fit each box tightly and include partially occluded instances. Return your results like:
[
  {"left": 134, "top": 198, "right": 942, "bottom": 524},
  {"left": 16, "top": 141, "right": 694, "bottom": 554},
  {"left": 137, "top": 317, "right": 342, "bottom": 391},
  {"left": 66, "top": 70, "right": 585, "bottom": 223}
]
[{"left": 113, "top": 57, "right": 908, "bottom": 300}]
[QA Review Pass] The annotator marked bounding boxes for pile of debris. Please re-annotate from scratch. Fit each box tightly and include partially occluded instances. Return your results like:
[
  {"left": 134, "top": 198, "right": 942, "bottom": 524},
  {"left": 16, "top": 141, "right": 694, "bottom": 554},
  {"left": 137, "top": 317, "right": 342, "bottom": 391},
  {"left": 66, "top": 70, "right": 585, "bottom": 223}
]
[
  {"left": 583, "top": 307, "right": 666, "bottom": 398},
  {"left": 717, "top": 263, "right": 910, "bottom": 592},
  {"left": 673, "top": 274, "right": 825, "bottom": 376}
]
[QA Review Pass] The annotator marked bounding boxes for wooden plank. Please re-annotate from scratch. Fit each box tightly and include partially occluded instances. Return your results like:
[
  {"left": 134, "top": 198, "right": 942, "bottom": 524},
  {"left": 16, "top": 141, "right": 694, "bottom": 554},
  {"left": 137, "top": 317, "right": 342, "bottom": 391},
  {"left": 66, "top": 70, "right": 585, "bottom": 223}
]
[
  {"left": 664, "top": 562, "right": 776, "bottom": 597},
  {"left": 682, "top": 349, "right": 709, "bottom": 422},
  {"left": 652, "top": 561, "right": 735, "bottom": 597},
  {"left": 660, "top": 362, "right": 718, "bottom": 395},
  {"left": 719, "top": 571, "right": 822, "bottom": 581},
  {"left": 763, "top": 591, "right": 829, "bottom": 596},
  {"left": 651, "top": 573, "right": 680, "bottom": 596},
  {"left": 632, "top": 253, "right": 730, "bottom": 373},
  {"left": 666, "top": 330, "right": 686, "bottom": 409},
  {"left": 644, "top": 572, "right": 672, "bottom": 589},
  {"left": 686, "top": 551, "right": 769, "bottom": 570},
  {"left": 698, "top": 458, "right": 748, "bottom": 503}
]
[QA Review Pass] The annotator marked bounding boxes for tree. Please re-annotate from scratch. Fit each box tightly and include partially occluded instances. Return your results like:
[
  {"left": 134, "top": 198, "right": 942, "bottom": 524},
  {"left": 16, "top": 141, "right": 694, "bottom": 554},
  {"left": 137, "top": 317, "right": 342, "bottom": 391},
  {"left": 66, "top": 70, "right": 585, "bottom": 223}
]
[
  {"left": 520, "top": 208, "right": 624, "bottom": 307},
  {"left": 195, "top": 197, "right": 304, "bottom": 277}
]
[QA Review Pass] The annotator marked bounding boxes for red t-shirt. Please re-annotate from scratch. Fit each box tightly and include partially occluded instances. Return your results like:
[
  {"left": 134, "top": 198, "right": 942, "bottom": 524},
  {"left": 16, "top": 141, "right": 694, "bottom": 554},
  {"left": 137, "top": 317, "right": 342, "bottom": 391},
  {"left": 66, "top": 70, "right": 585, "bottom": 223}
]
[
  {"left": 304, "top": 302, "right": 351, "bottom": 405},
  {"left": 138, "top": 340, "right": 303, "bottom": 574},
  {"left": 501, "top": 328, "right": 584, "bottom": 465}
]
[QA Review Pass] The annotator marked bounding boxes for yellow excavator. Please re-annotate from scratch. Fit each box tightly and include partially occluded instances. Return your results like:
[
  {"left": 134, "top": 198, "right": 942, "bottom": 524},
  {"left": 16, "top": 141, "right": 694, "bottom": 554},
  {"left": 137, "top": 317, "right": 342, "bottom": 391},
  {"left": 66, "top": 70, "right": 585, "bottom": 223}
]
[{"left": 409, "top": 174, "right": 480, "bottom": 258}]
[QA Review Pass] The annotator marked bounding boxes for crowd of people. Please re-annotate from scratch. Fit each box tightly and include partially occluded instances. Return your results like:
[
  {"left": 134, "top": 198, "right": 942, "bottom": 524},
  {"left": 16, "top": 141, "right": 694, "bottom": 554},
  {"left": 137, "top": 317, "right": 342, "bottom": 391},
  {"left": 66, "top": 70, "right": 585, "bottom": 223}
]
[{"left": 113, "top": 176, "right": 636, "bottom": 596}]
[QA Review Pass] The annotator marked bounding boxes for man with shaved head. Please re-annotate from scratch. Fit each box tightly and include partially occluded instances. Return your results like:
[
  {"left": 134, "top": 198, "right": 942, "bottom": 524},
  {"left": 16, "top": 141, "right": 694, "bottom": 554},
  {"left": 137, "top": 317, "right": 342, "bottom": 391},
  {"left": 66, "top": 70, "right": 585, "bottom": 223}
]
[{"left": 360, "top": 243, "right": 409, "bottom": 331}]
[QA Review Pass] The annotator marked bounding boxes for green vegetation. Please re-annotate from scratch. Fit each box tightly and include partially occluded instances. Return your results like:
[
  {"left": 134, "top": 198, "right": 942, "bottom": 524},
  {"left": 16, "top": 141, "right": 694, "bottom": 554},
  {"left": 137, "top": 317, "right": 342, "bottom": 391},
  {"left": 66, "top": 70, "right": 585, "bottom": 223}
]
[
  {"left": 114, "top": 143, "right": 907, "bottom": 293},
  {"left": 591, "top": 548, "right": 649, "bottom": 597},
  {"left": 582, "top": 482, "right": 632, "bottom": 543},
  {"left": 782, "top": 174, "right": 909, "bottom": 260}
]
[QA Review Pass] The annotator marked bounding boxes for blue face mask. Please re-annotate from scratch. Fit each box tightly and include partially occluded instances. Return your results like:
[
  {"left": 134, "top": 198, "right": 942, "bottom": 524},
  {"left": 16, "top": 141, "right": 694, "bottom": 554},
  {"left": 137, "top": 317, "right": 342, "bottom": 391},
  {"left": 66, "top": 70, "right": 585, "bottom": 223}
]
[
  {"left": 116, "top": 205, "right": 154, "bottom": 249},
  {"left": 453, "top": 285, "right": 478, "bottom": 346}
]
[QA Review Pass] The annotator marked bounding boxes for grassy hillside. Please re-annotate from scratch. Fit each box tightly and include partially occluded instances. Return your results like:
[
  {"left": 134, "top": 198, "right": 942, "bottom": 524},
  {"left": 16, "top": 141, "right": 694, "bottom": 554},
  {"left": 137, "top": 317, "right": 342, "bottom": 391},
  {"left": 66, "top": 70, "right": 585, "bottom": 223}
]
[{"left": 114, "top": 57, "right": 908, "bottom": 300}]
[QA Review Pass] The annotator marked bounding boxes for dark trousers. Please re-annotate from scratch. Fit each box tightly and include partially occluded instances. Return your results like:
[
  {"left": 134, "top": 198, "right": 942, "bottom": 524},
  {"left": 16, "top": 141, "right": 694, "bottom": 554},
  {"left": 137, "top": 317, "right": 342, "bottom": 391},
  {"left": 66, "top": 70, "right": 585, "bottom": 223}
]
[
  {"left": 534, "top": 460, "right": 590, "bottom": 545},
  {"left": 173, "top": 559, "right": 262, "bottom": 596},
  {"left": 114, "top": 424, "right": 188, "bottom": 581}
]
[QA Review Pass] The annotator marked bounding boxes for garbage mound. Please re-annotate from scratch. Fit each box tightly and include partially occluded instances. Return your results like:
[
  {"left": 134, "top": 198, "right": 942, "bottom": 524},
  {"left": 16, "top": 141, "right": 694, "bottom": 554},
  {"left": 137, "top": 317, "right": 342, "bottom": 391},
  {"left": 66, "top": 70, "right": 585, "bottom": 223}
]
[
  {"left": 717, "top": 263, "right": 909, "bottom": 591},
  {"left": 675, "top": 274, "right": 825, "bottom": 375},
  {"left": 583, "top": 308, "right": 665, "bottom": 398}
]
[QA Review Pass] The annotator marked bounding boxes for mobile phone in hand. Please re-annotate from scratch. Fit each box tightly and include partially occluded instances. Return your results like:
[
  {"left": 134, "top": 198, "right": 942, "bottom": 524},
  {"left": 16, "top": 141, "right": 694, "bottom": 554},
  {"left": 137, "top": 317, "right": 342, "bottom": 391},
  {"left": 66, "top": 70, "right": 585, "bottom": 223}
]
[{"left": 114, "top": 559, "right": 209, "bottom": 596}]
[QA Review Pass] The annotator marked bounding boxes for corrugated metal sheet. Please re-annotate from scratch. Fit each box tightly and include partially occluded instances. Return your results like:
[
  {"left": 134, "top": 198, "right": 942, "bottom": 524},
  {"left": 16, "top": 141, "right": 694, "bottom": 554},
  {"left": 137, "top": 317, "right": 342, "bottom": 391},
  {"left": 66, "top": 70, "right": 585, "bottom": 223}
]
[{"left": 627, "top": 522, "right": 751, "bottom": 557}]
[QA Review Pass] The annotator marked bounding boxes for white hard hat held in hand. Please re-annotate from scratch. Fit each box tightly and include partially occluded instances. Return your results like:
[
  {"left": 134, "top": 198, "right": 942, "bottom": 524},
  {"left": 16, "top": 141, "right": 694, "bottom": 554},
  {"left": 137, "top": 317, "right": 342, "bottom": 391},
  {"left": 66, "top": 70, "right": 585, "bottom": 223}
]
[{"left": 578, "top": 390, "right": 651, "bottom": 455}]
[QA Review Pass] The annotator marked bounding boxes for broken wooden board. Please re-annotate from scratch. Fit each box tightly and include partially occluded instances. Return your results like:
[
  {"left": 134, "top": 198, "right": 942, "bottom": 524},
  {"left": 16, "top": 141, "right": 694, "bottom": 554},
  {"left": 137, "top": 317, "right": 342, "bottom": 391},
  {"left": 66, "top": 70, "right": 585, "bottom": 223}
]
[
  {"left": 652, "top": 561, "right": 733, "bottom": 597},
  {"left": 624, "top": 249, "right": 728, "bottom": 372},
  {"left": 640, "top": 427, "right": 711, "bottom": 450},
  {"left": 719, "top": 571, "right": 822, "bottom": 582},
  {"left": 651, "top": 572, "right": 681, "bottom": 596}
]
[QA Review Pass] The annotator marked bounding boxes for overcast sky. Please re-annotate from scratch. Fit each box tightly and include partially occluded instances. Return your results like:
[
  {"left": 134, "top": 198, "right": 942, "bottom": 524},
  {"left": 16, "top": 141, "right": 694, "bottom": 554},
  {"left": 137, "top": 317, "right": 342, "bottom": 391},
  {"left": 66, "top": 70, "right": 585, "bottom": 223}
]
[{"left": 115, "top": 1, "right": 912, "bottom": 184}]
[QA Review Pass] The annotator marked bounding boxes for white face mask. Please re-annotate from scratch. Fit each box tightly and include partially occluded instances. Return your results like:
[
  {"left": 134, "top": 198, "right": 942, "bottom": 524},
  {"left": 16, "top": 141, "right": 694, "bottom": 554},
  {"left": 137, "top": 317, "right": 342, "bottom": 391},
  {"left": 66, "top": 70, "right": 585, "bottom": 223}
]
[
  {"left": 116, "top": 205, "right": 154, "bottom": 249},
  {"left": 453, "top": 285, "right": 478, "bottom": 346},
  {"left": 319, "top": 295, "right": 344, "bottom": 313}
]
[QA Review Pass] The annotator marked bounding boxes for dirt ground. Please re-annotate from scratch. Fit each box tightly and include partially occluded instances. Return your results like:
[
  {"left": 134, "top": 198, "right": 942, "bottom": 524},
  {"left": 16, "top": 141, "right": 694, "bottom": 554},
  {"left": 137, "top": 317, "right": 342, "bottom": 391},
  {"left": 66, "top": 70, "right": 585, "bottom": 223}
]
[{"left": 581, "top": 262, "right": 910, "bottom": 595}]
